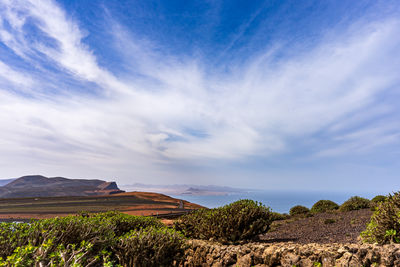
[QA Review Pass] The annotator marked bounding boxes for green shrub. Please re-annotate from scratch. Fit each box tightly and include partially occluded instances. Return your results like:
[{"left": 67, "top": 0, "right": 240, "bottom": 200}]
[
  {"left": 371, "top": 195, "right": 387, "bottom": 203},
  {"left": 91, "top": 211, "right": 164, "bottom": 237},
  {"left": 28, "top": 211, "right": 161, "bottom": 246},
  {"left": 370, "top": 195, "right": 388, "bottom": 211},
  {"left": 361, "top": 192, "right": 400, "bottom": 244},
  {"left": 174, "top": 199, "right": 272, "bottom": 243},
  {"left": 271, "top": 212, "right": 290, "bottom": 221},
  {"left": 310, "top": 200, "right": 339, "bottom": 213},
  {"left": 31, "top": 215, "right": 115, "bottom": 246},
  {"left": 0, "top": 222, "right": 32, "bottom": 259},
  {"left": 0, "top": 214, "right": 117, "bottom": 265},
  {"left": 0, "top": 239, "right": 117, "bottom": 267},
  {"left": 114, "top": 227, "right": 185, "bottom": 267},
  {"left": 0, "top": 211, "right": 168, "bottom": 265},
  {"left": 339, "top": 196, "right": 370, "bottom": 212},
  {"left": 0, "top": 243, "right": 37, "bottom": 266},
  {"left": 290, "top": 205, "right": 310, "bottom": 216}
]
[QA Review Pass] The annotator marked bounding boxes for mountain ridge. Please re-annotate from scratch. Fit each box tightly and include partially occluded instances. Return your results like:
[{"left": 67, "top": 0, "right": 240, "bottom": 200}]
[{"left": 0, "top": 175, "right": 124, "bottom": 198}]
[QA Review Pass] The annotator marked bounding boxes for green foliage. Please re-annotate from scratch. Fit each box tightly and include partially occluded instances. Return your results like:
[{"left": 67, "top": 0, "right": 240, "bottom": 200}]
[
  {"left": 361, "top": 192, "right": 400, "bottom": 244},
  {"left": 0, "top": 243, "right": 37, "bottom": 266},
  {"left": 30, "top": 214, "right": 115, "bottom": 247},
  {"left": 370, "top": 195, "right": 387, "bottom": 211},
  {"left": 271, "top": 212, "right": 290, "bottom": 221},
  {"left": 339, "top": 196, "right": 370, "bottom": 212},
  {"left": 92, "top": 211, "right": 164, "bottom": 237},
  {"left": 0, "top": 222, "right": 32, "bottom": 259},
  {"left": 310, "top": 200, "right": 339, "bottom": 213},
  {"left": 371, "top": 195, "right": 387, "bottom": 203},
  {"left": 289, "top": 205, "right": 310, "bottom": 217},
  {"left": 114, "top": 227, "right": 185, "bottom": 267},
  {"left": 0, "top": 211, "right": 180, "bottom": 266},
  {"left": 0, "top": 239, "right": 116, "bottom": 267},
  {"left": 384, "top": 229, "right": 399, "bottom": 244},
  {"left": 175, "top": 199, "right": 272, "bottom": 244}
]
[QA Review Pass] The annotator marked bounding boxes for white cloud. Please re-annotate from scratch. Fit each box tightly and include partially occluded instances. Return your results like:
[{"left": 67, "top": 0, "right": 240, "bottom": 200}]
[
  {"left": 0, "top": 0, "right": 399, "bottom": 183},
  {"left": 0, "top": 60, "right": 33, "bottom": 88}
]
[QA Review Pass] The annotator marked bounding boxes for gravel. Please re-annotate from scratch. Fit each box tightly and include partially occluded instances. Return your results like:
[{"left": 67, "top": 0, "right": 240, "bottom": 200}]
[{"left": 259, "top": 208, "right": 373, "bottom": 244}]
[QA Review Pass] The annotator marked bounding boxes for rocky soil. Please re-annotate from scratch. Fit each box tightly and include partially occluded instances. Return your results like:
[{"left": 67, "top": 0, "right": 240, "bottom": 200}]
[
  {"left": 260, "top": 209, "right": 373, "bottom": 244},
  {"left": 180, "top": 209, "right": 394, "bottom": 266}
]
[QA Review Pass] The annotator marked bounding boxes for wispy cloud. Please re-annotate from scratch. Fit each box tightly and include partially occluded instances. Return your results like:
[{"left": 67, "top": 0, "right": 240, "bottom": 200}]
[
  {"left": 0, "top": 60, "right": 33, "bottom": 88},
  {"left": 0, "top": 0, "right": 399, "bottom": 186}
]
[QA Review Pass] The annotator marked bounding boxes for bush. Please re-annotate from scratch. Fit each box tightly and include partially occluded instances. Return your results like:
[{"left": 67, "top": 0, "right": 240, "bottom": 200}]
[
  {"left": 0, "top": 239, "right": 116, "bottom": 267},
  {"left": 114, "top": 227, "right": 185, "bottom": 267},
  {"left": 371, "top": 195, "right": 387, "bottom": 203},
  {"left": 31, "top": 214, "right": 115, "bottom": 246},
  {"left": 370, "top": 195, "right": 388, "bottom": 211},
  {"left": 361, "top": 192, "right": 400, "bottom": 244},
  {"left": 271, "top": 212, "right": 290, "bottom": 221},
  {"left": 310, "top": 200, "right": 339, "bottom": 213},
  {"left": 174, "top": 199, "right": 272, "bottom": 243},
  {"left": 0, "top": 216, "right": 116, "bottom": 266},
  {"left": 290, "top": 205, "right": 310, "bottom": 216},
  {"left": 0, "top": 222, "right": 32, "bottom": 259},
  {"left": 339, "top": 196, "right": 370, "bottom": 212},
  {"left": 27, "top": 211, "right": 162, "bottom": 246},
  {"left": 0, "top": 211, "right": 172, "bottom": 265},
  {"left": 92, "top": 211, "right": 164, "bottom": 237}
]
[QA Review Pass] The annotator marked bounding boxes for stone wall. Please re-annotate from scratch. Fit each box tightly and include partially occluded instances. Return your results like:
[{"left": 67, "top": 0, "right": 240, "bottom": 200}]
[{"left": 181, "top": 240, "right": 400, "bottom": 267}]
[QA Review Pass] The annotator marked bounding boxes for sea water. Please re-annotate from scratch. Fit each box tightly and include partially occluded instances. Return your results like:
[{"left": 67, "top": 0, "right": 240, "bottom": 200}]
[{"left": 172, "top": 190, "right": 379, "bottom": 213}]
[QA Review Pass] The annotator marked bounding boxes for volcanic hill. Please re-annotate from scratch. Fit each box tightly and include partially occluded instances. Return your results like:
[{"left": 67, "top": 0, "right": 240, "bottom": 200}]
[{"left": 0, "top": 175, "right": 124, "bottom": 198}]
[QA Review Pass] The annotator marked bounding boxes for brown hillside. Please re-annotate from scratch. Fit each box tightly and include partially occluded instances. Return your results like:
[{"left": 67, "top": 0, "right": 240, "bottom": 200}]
[
  {"left": 0, "top": 191, "right": 203, "bottom": 221},
  {"left": 0, "top": 175, "right": 124, "bottom": 198},
  {"left": 113, "top": 191, "right": 203, "bottom": 210}
]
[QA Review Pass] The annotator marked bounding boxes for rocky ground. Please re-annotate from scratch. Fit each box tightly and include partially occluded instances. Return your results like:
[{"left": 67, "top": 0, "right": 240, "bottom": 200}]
[
  {"left": 180, "top": 209, "right": 389, "bottom": 266},
  {"left": 181, "top": 240, "right": 400, "bottom": 267},
  {"left": 260, "top": 209, "right": 373, "bottom": 244}
]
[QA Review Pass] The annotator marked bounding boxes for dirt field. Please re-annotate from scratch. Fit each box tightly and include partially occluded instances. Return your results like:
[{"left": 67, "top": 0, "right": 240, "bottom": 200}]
[
  {"left": 260, "top": 209, "right": 373, "bottom": 244},
  {"left": 0, "top": 191, "right": 203, "bottom": 220}
]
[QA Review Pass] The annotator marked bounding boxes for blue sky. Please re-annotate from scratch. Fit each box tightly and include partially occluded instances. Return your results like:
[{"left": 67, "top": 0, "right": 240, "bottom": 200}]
[{"left": 0, "top": 0, "right": 399, "bottom": 193}]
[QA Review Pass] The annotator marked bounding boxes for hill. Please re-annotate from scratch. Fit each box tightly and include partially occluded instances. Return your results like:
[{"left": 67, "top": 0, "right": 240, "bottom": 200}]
[
  {"left": 0, "top": 191, "right": 203, "bottom": 221},
  {"left": 0, "top": 178, "right": 15, "bottom": 187},
  {"left": 0, "top": 175, "right": 124, "bottom": 198}
]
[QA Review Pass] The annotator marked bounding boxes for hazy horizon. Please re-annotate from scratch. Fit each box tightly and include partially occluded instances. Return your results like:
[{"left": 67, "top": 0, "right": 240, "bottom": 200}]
[{"left": 0, "top": 0, "right": 399, "bottom": 192}]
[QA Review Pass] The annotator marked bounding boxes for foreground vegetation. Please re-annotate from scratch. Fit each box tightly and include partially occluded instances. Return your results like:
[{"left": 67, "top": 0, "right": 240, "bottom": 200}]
[
  {"left": 0, "top": 200, "right": 271, "bottom": 266},
  {"left": 361, "top": 192, "right": 400, "bottom": 244},
  {"left": 288, "top": 193, "right": 400, "bottom": 245},
  {"left": 0, "top": 193, "right": 399, "bottom": 266},
  {"left": 0, "top": 212, "right": 184, "bottom": 266},
  {"left": 174, "top": 199, "right": 272, "bottom": 244}
]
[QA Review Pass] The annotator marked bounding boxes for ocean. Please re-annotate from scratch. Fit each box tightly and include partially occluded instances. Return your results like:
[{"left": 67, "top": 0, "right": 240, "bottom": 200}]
[{"left": 171, "top": 190, "right": 379, "bottom": 213}]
